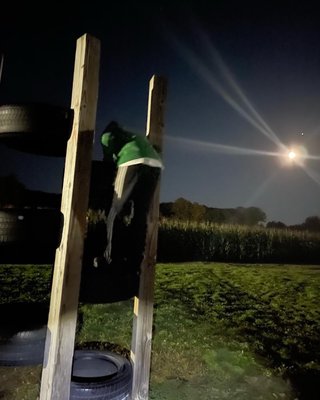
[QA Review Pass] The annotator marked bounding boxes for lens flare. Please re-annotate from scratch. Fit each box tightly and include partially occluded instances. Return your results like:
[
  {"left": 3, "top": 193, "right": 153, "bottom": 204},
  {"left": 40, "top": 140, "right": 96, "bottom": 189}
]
[
  {"left": 170, "top": 30, "right": 287, "bottom": 152},
  {"left": 167, "top": 135, "right": 282, "bottom": 157},
  {"left": 283, "top": 145, "right": 312, "bottom": 167},
  {"left": 167, "top": 28, "right": 320, "bottom": 188},
  {"left": 288, "top": 151, "right": 296, "bottom": 160}
]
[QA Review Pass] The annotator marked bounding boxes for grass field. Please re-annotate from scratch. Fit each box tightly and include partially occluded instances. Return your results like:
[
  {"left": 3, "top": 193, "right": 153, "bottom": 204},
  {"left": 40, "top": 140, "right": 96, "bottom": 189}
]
[{"left": 0, "top": 262, "right": 319, "bottom": 399}]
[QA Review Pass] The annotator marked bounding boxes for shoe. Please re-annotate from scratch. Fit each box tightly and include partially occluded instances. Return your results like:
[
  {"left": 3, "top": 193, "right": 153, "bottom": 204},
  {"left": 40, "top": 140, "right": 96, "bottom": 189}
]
[{"left": 93, "top": 256, "right": 108, "bottom": 268}]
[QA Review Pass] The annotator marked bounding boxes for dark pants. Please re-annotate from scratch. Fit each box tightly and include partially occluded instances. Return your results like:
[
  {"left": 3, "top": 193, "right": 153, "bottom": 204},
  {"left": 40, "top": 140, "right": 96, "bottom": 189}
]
[
  {"left": 81, "top": 164, "right": 160, "bottom": 303},
  {"left": 105, "top": 164, "right": 160, "bottom": 270}
]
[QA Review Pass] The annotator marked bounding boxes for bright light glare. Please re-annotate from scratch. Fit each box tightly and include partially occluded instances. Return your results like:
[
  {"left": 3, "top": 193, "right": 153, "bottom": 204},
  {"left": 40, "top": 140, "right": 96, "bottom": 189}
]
[{"left": 288, "top": 151, "right": 296, "bottom": 160}]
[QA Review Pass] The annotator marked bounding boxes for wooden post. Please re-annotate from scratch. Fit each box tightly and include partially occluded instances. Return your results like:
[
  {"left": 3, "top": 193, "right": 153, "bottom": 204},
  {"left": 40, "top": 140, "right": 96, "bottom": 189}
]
[
  {"left": 131, "top": 75, "right": 167, "bottom": 400},
  {"left": 40, "top": 34, "right": 100, "bottom": 400}
]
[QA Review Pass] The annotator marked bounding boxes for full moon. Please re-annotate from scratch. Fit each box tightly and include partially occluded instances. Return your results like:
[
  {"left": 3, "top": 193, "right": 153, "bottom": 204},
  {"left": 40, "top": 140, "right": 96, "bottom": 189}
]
[{"left": 288, "top": 151, "right": 296, "bottom": 160}]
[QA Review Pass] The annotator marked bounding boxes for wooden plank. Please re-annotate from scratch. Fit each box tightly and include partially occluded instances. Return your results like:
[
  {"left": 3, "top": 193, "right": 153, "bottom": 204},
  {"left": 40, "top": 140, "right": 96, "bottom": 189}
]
[
  {"left": 39, "top": 34, "right": 100, "bottom": 400},
  {"left": 131, "top": 75, "right": 167, "bottom": 400},
  {"left": 0, "top": 54, "right": 4, "bottom": 84}
]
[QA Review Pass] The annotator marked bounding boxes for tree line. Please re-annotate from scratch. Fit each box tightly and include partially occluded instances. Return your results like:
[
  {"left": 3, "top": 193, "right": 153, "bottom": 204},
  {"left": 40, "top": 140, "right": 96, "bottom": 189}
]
[
  {"left": 160, "top": 197, "right": 320, "bottom": 233},
  {"left": 266, "top": 216, "right": 320, "bottom": 233},
  {"left": 160, "top": 197, "right": 267, "bottom": 226},
  {"left": 1, "top": 175, "right": 319, "bottom": 233},
  {"left": 0, "top": 174, "right": 60, "bottom": 208}
]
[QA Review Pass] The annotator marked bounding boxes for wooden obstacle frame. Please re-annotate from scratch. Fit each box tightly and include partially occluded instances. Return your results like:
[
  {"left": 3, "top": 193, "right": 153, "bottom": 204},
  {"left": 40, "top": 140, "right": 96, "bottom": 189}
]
[{"left": 39, "top": 33, "right": 167, "bottom": 400}]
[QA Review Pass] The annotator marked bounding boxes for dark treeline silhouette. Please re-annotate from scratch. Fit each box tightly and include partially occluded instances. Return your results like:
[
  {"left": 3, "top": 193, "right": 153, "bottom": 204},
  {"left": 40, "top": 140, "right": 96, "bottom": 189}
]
[
  {"left": 160, "top": 197, "right": 266, "bottom": 226},
  {"left": 0, "top": 162, "right": 107, "bottom": 209},
  {"left": 160, "top": 197, "right": 320, "bottom": 233},
  {"left": 267, "top": 216, "right": 320, "bottom": 233},
  {"left": 0, "top": 174, "right": 60, "bottom": 208},
  {"left": 1, "top": 176, "right": 319, "bottom": 234}
]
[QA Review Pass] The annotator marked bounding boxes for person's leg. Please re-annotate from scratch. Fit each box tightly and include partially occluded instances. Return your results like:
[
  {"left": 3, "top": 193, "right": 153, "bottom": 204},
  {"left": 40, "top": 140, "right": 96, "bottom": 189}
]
[
  {"left": 122, "top": 165, "right": 161, "bottom": 268},
  {"left": 94, "top": 165, "right": 160, "bottom": 268},
  {"left": 104, "top": 165, "right": 140, "bottom": 263}
]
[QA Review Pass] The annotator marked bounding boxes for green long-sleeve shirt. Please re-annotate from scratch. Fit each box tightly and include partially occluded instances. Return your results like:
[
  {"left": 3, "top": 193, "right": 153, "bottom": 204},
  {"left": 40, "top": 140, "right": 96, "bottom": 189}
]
[{"left": 101, "top": 132, "right": 163, "bottom": 168}]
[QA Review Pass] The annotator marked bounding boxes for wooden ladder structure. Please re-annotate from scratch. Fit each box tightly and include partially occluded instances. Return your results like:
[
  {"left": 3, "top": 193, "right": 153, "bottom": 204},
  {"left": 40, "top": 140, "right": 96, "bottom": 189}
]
[{"left": 39, "top": 33, "right": 167, "bottom": 400}]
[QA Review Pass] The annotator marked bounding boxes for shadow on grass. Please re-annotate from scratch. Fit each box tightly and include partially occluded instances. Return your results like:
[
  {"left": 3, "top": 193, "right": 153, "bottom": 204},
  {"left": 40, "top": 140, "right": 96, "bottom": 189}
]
[{"left": 288, "top": 370, "right": 320, "bottom": 400}]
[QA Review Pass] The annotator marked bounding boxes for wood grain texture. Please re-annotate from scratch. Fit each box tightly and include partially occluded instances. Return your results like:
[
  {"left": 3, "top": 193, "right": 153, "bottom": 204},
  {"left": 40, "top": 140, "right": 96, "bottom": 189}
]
[
  {"left": 39, "top": 33, "right": 100, "bottom": 400},
  {"left": 131, "top": 75, "right": 167, "bottom": 400}
]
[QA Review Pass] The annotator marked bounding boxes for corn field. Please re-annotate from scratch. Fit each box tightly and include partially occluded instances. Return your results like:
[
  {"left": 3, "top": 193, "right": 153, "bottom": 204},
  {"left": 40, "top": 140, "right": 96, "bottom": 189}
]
[
  {"left": 86, "top": 211, "right": 320, "bottom": 264},
  {"left": 157, "top": 219, "right": 320, "bottom": 263}
]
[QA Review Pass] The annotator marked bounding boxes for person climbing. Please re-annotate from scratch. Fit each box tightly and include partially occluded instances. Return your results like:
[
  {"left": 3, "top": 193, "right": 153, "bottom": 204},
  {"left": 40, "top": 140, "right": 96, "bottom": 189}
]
[{"left": 93, "top": 121, "right": 163, "bottom": 269}]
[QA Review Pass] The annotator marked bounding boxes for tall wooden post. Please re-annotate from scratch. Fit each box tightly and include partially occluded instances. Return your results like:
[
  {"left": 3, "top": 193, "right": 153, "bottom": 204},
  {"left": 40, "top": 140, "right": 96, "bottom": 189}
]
[
  {"left": 131, "top": 75, "right": 167, "bottom": 400},
  {"left": 40, "top": 34, "right": 100, "bottom": 400}
]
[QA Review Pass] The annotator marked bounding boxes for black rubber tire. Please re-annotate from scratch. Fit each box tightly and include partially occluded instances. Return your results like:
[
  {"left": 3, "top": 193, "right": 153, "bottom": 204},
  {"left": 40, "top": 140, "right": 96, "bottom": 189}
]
[
  {"left": 70, "top": 350, "right": 132, "bottom": 400},
  {"left": 0, "top": 210, "right": 23, "bottom": 243},
  {"left": 0, "top": 326, "right": 46, "bottom": 366},
  {"left": 0, "top": 104, "right": 73, "bottom": 156},
  {"left": 0, "top": 208, "right": 63, "bottom": 245},
  {"left": 0, "top": 208, "right": 63, "bottom": 263},
  {"left": 79, "top": 264, "right": 139, "bottom": 304},
  {"left": 0, "top": 303, "right": 48, "bottom": 366}
]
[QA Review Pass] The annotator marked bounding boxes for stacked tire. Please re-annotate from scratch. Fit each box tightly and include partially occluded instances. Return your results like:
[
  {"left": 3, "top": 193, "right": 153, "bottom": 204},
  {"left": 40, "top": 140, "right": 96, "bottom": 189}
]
[
  {"left": 0, "top": 103, "right": 71, "bottom": 263},
  {"left": 0, "top": 303, "right": 48, "bottom": 366},
  {"left": 70, "top": 350, "right": 132, "bottom": 400},
  {"left": 0, "top": 104, "right": 133, "bottom": 398},
  {"left": 0, "top": 304, "right": 132, "bottom": 399},
  {"left": 0, "top": 208, "right": 63, "bottom": 263},
  {"left": 0, "top": 103, "right": 73, "bottom": 156}
]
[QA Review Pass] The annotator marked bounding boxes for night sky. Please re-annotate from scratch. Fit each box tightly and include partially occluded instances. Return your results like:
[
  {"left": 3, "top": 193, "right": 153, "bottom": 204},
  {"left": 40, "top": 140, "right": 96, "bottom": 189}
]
[{"left": 1, "top": 1, "right": 320, "bottom": 225}]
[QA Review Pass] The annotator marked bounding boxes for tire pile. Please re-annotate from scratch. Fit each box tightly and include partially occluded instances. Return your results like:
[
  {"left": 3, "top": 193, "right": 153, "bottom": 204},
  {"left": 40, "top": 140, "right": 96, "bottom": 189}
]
[{"left": 0, "top": 104, "right": 133, "bottom": 399}]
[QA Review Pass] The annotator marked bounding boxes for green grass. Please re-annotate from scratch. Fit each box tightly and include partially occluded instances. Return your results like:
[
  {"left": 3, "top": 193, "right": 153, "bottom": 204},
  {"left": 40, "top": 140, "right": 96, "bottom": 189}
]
[
  {"left": 155, "top": 264, "right": 320, "bottom": 371},
  {"left": 65, "top": 263, "right": 320, "bottom": 399},
  {"left": 1, "top": 262, "right": 319, "bottom": 399},
  {"left": 0, "top": 264, "right": 52, "bottom": 304},
  {"left": 152, "top": 263, "right": 319, "bottom": 399}
]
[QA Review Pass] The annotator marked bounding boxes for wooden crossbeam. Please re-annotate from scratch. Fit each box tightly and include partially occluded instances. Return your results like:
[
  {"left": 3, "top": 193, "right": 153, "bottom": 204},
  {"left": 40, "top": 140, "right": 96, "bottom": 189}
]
[
  {"left": 131, "top": 75, "right": 167, "bottom": 400},
  {"left": 39, "top": 34, "right": 100, "bottom": 400}
]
